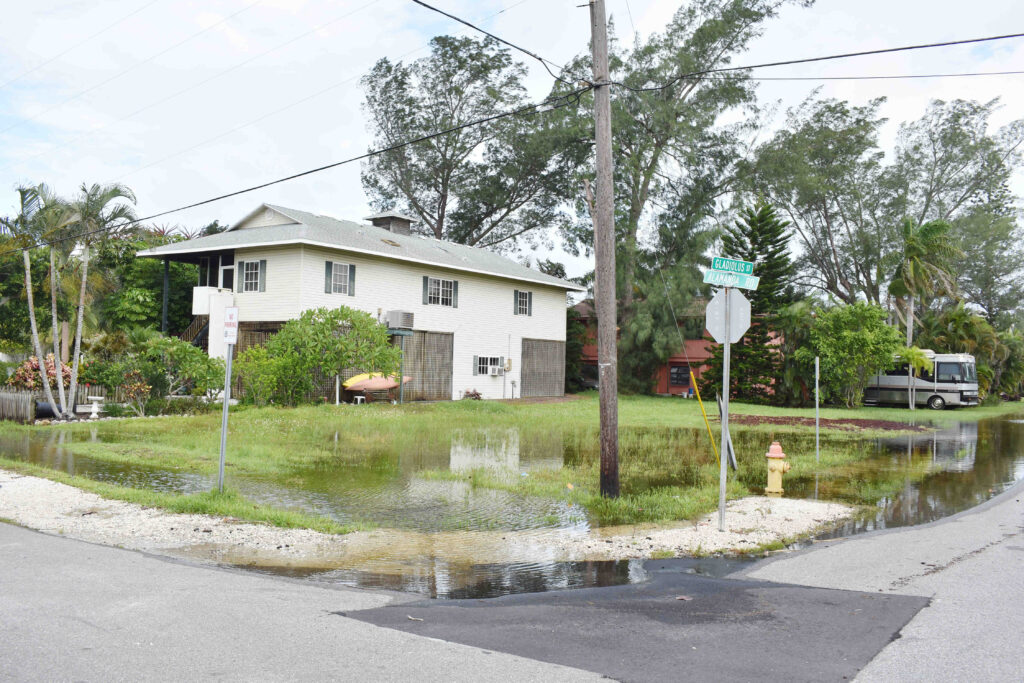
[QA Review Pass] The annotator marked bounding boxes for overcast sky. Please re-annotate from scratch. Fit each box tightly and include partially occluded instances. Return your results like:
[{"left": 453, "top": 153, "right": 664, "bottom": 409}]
[{"left": 2, "top": 0, "right": 1022, "bottom": 276}]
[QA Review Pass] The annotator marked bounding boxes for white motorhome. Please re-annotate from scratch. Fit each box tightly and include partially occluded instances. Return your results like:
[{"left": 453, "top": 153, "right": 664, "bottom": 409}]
[{"left": 864, "top": 350, "right": 979, "bottom": 410}]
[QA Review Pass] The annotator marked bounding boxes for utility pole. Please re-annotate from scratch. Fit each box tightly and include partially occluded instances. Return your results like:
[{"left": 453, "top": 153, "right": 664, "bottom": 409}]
[{"left": 589, "top": 0, "right": 619, "bottom": 498}]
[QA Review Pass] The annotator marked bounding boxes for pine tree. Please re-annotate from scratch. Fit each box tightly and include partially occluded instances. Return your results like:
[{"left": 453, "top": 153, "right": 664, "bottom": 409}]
[{"left": 701, "top": 201, "right": 796, "bottom": 403}]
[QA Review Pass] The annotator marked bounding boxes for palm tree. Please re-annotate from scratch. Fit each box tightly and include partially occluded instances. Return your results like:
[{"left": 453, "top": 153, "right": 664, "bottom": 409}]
[
  {"left": 66, "top": 183, "right": 138, "bottom": 412},
  {"left": 889, "top": 218, "right": 962, "bottom": 348},
  {"left": 33, "top": 186, "right": 79, "bottom": 416},
  {"left": 896, "top": 346, "right": 933, "bottom": 410},
  {"left": 0, "top": 186, "right": 59, "bottom": 415}
]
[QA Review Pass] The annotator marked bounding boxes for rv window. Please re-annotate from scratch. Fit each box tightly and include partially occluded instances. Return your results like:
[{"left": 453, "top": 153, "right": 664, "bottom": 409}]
[
  {"left": 936, "top": 362, "right": 962, "bottom": 383},
  {"left": 962, "top": 363, "right": 977, "bottom": 383},
  {"left": 885, "top": 366, "right": 908, "bottom": 377}
]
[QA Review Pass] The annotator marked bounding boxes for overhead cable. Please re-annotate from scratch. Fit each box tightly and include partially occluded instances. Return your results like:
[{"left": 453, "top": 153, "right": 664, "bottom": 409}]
[
  {"left": 0, "top": 85, "right": 591, "bottom": 255},
  {"left": 615, "top": 32, "right": 1024, "bottom": 92}
]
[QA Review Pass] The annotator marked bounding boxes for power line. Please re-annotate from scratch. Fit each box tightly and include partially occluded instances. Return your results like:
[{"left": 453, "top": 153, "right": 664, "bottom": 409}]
[
  {"left": 1, "top": 85, "right": 592, "bottom": 256},
  {"left": 614, "top": 31, "right": 1024, "bottom": 92},
  {"left": 101, "top": 0, "right": 536, "bottom": 185},
  {"left": 0, "top": 0, "right": 384, "bottom": 173},
  {"left": 715, "top": 69, "right": 1024, "bottom": 81},
  {"left": 408, "top": 0, "right": 580, "bottom": 86},
  {"left": 0, "top": 0, "right": 163, "bottom": 92},
  {"left": 0, "top": 0, "right": 265, "bottom": 138}
]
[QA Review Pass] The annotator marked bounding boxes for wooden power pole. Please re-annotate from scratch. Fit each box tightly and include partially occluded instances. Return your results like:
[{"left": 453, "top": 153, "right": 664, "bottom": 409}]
[{"left": 589, "top": 0, "right": 619, "bottom": 498}]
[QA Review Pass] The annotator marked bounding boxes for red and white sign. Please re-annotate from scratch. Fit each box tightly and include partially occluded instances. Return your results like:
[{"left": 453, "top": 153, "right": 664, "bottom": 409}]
[{"left": 224, "top": 307, "right": 239, "bottom": 344}]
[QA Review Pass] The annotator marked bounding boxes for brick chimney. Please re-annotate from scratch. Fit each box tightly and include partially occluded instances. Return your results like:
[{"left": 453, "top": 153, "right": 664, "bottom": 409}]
[{"left": 365, "top": 211, "right": 415, "bottom": 236}]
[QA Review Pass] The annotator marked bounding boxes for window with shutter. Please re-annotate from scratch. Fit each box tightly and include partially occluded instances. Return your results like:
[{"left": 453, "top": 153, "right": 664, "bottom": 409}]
[{"left": 426, "top": 277, "right": 455, "bottom": 306}]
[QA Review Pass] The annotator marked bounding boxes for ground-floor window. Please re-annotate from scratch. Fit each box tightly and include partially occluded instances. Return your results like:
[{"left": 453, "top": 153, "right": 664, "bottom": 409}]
[
  {"left": 670, "top": 366, "right": 689, "bottom": 386},
  {"left": 476, "top": 355, "right": 502, "bottom": 375}
]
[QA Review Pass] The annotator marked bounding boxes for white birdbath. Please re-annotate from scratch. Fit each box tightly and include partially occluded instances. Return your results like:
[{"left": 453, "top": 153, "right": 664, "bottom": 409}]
[{"left": 87, "top": 395, "right": 103, "bottom": 420}]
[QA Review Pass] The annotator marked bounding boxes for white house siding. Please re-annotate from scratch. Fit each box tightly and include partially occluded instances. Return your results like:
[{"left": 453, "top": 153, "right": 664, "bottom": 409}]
[
  {"left": 294, "top": 245, "right": 567, "bottom": 400},
  {"left": 232, "top": 247, "right": 303, "bottom": 322}
]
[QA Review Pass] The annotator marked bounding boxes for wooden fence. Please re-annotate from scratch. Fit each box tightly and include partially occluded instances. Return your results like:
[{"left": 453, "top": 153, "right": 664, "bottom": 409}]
[
  {"left": 0, "top": 385, "right": 128, "bottom": 423},
  {"left": 0, "top": 390, "right": 37, "bottom": 423}
]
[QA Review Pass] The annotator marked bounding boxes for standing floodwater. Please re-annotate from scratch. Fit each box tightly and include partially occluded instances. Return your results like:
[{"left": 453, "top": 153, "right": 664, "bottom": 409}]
[{"left": 1, "top": 410, "right": 1023, "bottom": 597}]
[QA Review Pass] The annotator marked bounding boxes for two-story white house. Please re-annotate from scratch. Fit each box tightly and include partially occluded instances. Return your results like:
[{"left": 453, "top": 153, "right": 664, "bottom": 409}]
[{"left": 137, "top": 203, "right": 583, "bottom": 400}]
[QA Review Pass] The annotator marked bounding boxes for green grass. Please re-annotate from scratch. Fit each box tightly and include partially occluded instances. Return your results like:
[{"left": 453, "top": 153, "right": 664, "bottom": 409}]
[
  {"left": 0, "top": 456, "right": 365, "bottom": 535},
  {"left": 2, "top": 393, "right": 1017, "bottom": 530}
]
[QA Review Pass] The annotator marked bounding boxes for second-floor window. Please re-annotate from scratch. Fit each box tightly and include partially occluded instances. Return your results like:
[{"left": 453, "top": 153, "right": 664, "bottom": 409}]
[
  {"left": 243, "top": 261, "right": 260, "bottom": 292},
  {"left": 424, "top": 276, "right": 457, "bottom": 307},
  {"left": 513, "top": 289, "right": 532, "bottom": 316},
  {"left": 325, "top": 261, "right": 354, "bottom": 296},
  {"left": 236, "top": 259, "right": 266, "bottom": 293}
]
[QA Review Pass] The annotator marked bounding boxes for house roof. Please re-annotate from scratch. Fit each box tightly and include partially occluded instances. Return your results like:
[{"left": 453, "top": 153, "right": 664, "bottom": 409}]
[{"left": 137, "top": 203, "right": 584, "bottom": 291}]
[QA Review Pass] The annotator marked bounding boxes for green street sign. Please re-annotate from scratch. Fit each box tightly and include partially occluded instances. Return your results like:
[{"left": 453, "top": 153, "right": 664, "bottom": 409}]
[
  {"left": 703, "top": 269, "right": 760, "bottom": 290},
  {"left": 711, "top": 256, "right": 754, "bottom": 275}
]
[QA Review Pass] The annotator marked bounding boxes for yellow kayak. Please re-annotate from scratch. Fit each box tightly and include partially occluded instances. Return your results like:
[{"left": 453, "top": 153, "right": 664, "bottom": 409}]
[{"left": 342, "top": 372, "right": 386, "bottom": 389}]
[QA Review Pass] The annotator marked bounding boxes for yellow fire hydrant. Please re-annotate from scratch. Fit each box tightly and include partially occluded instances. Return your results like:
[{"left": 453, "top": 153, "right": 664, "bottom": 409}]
[{"left": 764, "top": 441, "right": 790, "bottom": 497}]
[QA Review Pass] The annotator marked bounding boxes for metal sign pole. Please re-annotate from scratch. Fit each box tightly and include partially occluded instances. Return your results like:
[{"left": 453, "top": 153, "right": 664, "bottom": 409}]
[
  {"left": 815, "top": 355, "right": 820, "bottom": 464},
  {"left": 719, "top": 287, "right": 730, "bottom": 532},
  {"left": 218, "top": 342, "right": 233, "bottom": 493}
]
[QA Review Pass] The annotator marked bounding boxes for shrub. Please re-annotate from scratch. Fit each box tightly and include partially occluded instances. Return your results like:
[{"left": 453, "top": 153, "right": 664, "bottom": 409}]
[
  {"left": 121, "top": 371, "right": 152, "bottom": 417},
  {"left": 233, "top": 346, "right": 281, "bottom": 407},
  {"left": 6, "top": 355, "right": 71, "bottom": 390}
]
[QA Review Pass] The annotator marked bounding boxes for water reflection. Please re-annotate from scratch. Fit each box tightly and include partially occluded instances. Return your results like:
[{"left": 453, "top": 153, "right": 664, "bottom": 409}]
[
  {"left": 3, "top": 411, "right": 1024, "bottom": 598},
  {"left": 788, "top": 415, "right": 1024, "bottom": 536}
]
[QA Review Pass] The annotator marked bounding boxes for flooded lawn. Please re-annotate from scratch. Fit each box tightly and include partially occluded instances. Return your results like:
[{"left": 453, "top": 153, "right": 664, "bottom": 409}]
[{"left": 2, "top": 407, "right": 1023, "bottom": 598}]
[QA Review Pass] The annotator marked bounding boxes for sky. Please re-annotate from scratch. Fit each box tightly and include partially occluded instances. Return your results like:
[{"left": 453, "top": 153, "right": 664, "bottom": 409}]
[{"left": 1, "top": 0, "right": 1022, "bottom": 278}]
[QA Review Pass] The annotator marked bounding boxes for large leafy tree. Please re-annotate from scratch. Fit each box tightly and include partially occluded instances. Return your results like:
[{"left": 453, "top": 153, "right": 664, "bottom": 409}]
[
  {"left": 751, "top": 95, "right": 891, "bottom": 304},
  {"left": 562, "top": 0, "right": 806, "bottom": 391},
  {"left": 797, "top": 302, "right": 902, "bottom": 408},
  {"left": 361, "top": 36, "right": 586, "bottom": 251},
  {"left": 700, "top": 200, "right": 796, "bottom": 402},
  {"left": 564, "top": 0, "right": 805, "bottom": 312},
  {"left": 753, "top": 96, "right": 1023, "bottom": 306},
  {"left": 954, "top": 209, "right": 1023, "bottom": 326}
]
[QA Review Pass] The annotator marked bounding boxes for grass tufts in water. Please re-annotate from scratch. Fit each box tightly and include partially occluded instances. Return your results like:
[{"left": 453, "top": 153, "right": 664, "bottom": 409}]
[{"left": 0, "top": 457, "right": 366, "bottom": 535}]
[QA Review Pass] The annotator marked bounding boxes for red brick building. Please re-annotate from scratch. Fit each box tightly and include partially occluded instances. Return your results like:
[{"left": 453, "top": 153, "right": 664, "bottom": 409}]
[{"left": 573, "top": 301, "right": 717, "bottom": 396}]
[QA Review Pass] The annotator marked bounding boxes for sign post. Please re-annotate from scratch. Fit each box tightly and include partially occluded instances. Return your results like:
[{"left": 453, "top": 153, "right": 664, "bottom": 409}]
[
  {"left": 704, "top": 257, "right": 757, "bottom": 532},
  {"left": 815, "top": 356, "right": 820, "bottom": 463},
  {"left": 218, "top": 307, "right": 239, "bottom": 493},
  {"left": 719, "top": 287, "right": 731, "bottom": 532}
]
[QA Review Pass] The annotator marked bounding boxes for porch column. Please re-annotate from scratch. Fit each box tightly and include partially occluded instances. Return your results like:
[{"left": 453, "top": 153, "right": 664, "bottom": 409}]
[{"left": 161, "top": 258, "right": 169, "bottom": 333}]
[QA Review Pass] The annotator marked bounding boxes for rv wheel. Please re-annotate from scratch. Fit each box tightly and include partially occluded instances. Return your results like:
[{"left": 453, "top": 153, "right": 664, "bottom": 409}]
[{"left": 927, "top": 395, "right": 945, "bottom": 410}]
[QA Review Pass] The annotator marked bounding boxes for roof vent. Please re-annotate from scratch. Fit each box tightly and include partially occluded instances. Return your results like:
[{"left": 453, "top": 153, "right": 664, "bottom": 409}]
[{"left": 366, "top": 211, "right": 415, "bottom": 236}]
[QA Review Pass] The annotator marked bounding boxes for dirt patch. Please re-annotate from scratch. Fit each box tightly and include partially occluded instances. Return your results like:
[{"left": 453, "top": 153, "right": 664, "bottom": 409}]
[
  {"left": 499, "top": 394, "right": 585, "bottom": 405},
  {"left": 724, "top": 414, "right": 929, "bottom": 432}
]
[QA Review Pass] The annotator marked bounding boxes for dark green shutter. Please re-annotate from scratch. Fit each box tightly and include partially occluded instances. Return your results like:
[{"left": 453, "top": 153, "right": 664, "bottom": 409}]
[
  {"left": 258, "top": 260, "right": 267, "bottom": 292},
  {"left": 422, "top": 276, "right": 429, "bottom": 304},
  {"left": 348, "top": 264, "right": 356, "bottom": 296},
  {"left": 513, "top": 289, "right": 519, "bottom": 314},
  {"left": 472, "top": 355, "right": 478, "bottom": 376},
  {"left": 527, "top": 291, "right": 532, "bottom": 316},
  {"left": 452, "top": 280, "right": 458, "bottom": 308},
  {"left": 236, "top": 261, "right": 244, "bottom": 293},
  {"left": 325, "top": 261, "right": 333, "bottom": 293}
]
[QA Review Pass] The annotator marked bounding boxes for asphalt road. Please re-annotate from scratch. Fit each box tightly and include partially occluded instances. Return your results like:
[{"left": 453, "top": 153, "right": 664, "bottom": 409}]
[
  {"left": 741, "top": 478, "right": 1024, "bottom": 681},
  {"left": 3, "top": 479, "right": 1020, "bottom": 681},
  {"left": 0, "top": 524, "right": 600, "bottom": 682}
]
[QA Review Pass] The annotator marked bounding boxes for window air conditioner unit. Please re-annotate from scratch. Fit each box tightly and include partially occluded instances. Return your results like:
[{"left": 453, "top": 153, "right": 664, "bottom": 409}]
[
  {"left": 490, "top": 366, "right": 503, "bottom": 376},
  {"left": 387, "top": 310, "right": 414, "bottom": 329}
]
